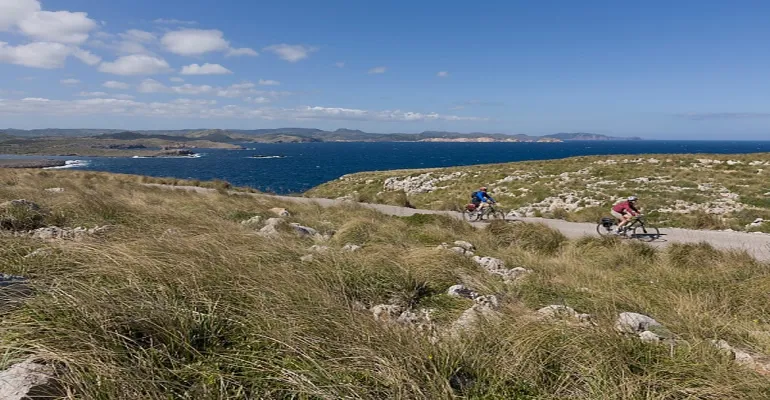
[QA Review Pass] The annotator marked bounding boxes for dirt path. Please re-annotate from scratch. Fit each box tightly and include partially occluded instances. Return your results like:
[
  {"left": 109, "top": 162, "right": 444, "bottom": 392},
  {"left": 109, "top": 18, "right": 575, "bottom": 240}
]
[{"left": 146, "top": 184, "right": 770, "bottom": 261}]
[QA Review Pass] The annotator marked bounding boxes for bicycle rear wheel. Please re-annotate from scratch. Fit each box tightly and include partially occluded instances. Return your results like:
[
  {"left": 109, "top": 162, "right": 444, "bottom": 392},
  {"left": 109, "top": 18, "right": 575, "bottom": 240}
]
[
  {"left": 632, "top": 225, "right": 660, "bottom": 242},
  {"left": 596, "top": 221, "right": 618, "bottom": 237},
  {"left": 463, "top": 210, "right": 480, "bottom": 222}
]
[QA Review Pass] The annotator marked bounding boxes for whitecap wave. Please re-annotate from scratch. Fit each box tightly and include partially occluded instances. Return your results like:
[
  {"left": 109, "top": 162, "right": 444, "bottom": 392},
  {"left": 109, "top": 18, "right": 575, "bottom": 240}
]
[
  {"left": 44, "top": 160, "right": 90, "bottom": 169},
  {"left": 248, "top": 155, "right": 286, "bottom": 159}
]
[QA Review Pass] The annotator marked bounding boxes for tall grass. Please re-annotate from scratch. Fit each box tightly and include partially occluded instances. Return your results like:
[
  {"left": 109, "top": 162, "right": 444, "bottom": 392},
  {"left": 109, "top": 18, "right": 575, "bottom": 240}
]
[{"left": 1, "top": 169, "right": 770, "bottom": 398}]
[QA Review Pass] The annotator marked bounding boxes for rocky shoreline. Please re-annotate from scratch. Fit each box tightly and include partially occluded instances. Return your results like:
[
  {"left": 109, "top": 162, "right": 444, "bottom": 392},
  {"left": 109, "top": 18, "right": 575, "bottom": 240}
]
[{"left": 0, "top": 159, "right": 67, "bottom": 169}]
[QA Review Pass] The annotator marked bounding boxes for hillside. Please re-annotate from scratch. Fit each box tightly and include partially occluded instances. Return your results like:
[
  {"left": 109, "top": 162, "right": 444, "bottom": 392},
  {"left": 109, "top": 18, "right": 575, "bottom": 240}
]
[
  {"left": 1, "top": 169, "right": 770, "bottom": 398},
  {"left": 0, "top": 128, "right": 639, "bottom": 143},
  {"left": 306, "top": 153, "right": 770, "bottom": 231},
  {"left": 0, "top": 135, "right": 242, "bottom": 157}
]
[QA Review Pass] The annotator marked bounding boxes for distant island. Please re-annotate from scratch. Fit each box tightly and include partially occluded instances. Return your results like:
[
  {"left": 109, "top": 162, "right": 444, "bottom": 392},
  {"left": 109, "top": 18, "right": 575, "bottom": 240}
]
[
  {"left": 0, "top": 128, "right": 641, "bottom": 144},
  {"left": 0, "top": 128, "right": 641, "bottom": 158}
]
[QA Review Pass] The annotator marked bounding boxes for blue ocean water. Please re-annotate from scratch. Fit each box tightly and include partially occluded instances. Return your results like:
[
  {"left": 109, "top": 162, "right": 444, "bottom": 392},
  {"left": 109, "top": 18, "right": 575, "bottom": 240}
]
[{"left": 5, "top": 141, "right": 770, "bottom": 194}]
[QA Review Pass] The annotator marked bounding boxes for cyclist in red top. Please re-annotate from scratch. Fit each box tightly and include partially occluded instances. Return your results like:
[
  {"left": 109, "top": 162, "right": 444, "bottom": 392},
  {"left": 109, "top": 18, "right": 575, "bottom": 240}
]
[{"left": 611, "top": 196, "right": 640, "bottom": 234}]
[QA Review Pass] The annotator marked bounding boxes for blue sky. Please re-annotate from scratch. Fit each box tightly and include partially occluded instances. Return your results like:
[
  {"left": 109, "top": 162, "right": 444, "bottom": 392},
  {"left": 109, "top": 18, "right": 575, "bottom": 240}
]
[{"left": 1, "top": 0, "right": 769, "bottom": 139}]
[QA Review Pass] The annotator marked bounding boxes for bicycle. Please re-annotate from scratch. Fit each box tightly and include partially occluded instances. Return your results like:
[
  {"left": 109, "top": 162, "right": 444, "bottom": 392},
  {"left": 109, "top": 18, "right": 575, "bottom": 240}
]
[
  {"left": 596, "top": 214, "right": 660, "bottom": 242},
  {"left": 463, "top": 202, "right": 507, "bottom": 222}
]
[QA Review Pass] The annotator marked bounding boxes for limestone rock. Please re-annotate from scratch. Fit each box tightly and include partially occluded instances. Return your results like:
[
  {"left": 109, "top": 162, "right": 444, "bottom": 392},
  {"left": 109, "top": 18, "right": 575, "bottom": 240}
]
[
  {"left": 453, "top": 241, "right": 475, "bottom": 252},
  {"left": 308, "top": 245, "right": 329, "bottom": 253},
  {"left": 43, "top": 188, "right": 64, "bottom": 193},
  {"left": 446, "top": 284, "right": 478, "bottom": 299},
  {"left": 491, "top": 267, "right": 532, "bottom": 282},
  {"left": 269, "top": 208, "right": 290, "bottom": 217},
  {"left": 289, "top": 223, "right": 318, "bottom": 237},
  {"left": 615, "top": 312, "right": 665, "bottom": 335},
  {"left": 23, "top": 248, "right": 51, "bottom": 259},
  {"left": 342, "top": 244, "right": 362, "bottom": 252},
  {"left": 638, "top": 330, "right": 664, "bottom": 343},
  {"left": 712, "top": 340, "right": 755, "bottom": 366},
  {"left": 0, "top": 358, "right": 58, "bottom": 400},
  {"left": 299, "top": 254, "right": 314, "bottom": 262},
  {"left": 472, "top": 256, "right": 505, "bottom": 271},
  {"left": 258, "top": 218, "right": 283, "bottom": 238},
  {"left": 450, "top": 296, "right": 501, "bottom": 335},
  {"left": 240, "top": 215, "right": 263, "bottom": 227},
  {"left": 371, "top": 304, "right": 404, "bottom": 322}
]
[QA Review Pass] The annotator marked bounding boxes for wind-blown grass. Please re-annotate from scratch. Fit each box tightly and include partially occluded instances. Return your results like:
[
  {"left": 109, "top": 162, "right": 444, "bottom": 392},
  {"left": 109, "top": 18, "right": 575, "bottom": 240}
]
[{"left": 0, "top": 169, "right": 770, "bottom": 398}]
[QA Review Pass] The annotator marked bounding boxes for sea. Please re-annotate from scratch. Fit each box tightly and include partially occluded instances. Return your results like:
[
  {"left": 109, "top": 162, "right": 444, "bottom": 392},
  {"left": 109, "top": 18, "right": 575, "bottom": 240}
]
[{"left": 3, "top": 140, "right": 770, "bottom": 194}]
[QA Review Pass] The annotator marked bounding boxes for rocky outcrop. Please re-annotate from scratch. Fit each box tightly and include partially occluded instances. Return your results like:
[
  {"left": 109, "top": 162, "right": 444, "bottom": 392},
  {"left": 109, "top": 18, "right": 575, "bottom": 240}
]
[
  {"left": 615, "top": 312, "right": 672, "bottom": 342},
  {"left": 447, "top": 284, "right": 478, "bottom": 299},
  {"left": 43, "top": 188, "right": 64, "bottom": 193},
  {"left": 24, "top": 225, "right": 112, "bottom": 241},
  {"left": 290, "top": 223, "right": 318, "bottom": 237},
  {"left": 0, "top": 358, "right": 59, "bottom": 400},
  {"left": 471, "top": 256, "right": 532, "bottom": 283},
  {"left": 258, "top": 218, "right": 284, "bottom": 238},
  {"left": 450, "top": 295, "right": 501, "bottom": 336},
  {"left": 342, "top": 244, "right": 362, "bottom": 252},
  {"left": 383, "top": 172, "right": 465, "bottom": 195},
  {"left": 710, "top": 339, "right": 770, "bottom": 373},
  {"left": 240, "top": 215, "right": 263, "bottom": 227},
  {"left": 269, "top": 208, "right": 290, "bottom": 217},
  {"left": 536, "top": 305, "right": 592, "bottom": 325}
]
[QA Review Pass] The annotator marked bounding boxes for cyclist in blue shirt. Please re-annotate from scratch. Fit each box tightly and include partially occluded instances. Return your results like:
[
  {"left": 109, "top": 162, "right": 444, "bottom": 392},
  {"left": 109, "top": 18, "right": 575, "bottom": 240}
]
[{"left": 471, "top": 187, "right": 496, "bottom": 212}]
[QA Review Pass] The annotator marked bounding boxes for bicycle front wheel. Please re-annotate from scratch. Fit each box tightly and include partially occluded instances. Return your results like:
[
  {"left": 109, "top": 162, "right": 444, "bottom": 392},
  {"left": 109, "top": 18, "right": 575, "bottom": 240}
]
[
  {"left": 632, "top": 225, "right": 660, "bottom": 242},
  {"left": 484, "top": 209, "right": 507, "bottom": 221}
]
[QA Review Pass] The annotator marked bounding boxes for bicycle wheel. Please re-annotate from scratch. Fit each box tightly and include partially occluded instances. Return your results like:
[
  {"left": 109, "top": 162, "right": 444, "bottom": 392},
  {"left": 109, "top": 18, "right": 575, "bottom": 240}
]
[
  {"left": 462, "top": 210, "right": 480, "bottom": 222},
  {"left": 484, "top": 209, "right": 507, "bottom": 221},
  {"left": 632, "top": 225, "right": 660, "bottom": 242},
  {"left": 596, "top": 221, "right": 617, "bottom": 237}
]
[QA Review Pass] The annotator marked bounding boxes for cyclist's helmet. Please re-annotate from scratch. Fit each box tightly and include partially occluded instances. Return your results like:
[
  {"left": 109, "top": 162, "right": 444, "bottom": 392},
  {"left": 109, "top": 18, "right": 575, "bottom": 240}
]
[
  {"left": 480, "top": 186, "right": 488, "bottom": 191},
  {"left": 628, "top": 195, "right": 638, "bottom": 202}
]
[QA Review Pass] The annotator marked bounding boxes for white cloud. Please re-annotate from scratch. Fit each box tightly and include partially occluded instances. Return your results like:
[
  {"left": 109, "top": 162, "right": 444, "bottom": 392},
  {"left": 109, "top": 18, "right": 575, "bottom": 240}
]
[
  {"left": 172, "top": 83, "right": 214, "bottom": 95},
  {"left": 335, "top": 61, "right": 345, "bottom": 68},
  {"left": 98, "top": 54, "right": 172, "bottom": 75},
  {"left": 0, "top": 41, "right": 72, "bottom": 68},
  {"left": 161, "top": 29, "right": 229, "bottom": 56},
  {"left": 136, "top": 80, "right": 217, "bottom": 95},
  {"left": 180, "top": 63, "right": 232, "bottom": 75},
  {"left": 246, "top": 96, "right": 271, "bottom": 104},
  {"left": 0, "top": 0, "right": 40, "bottom": 31},
  {"left": 72, "top": 48, "right": 101, "bottom": 65},
  {"left": 368, "top": 66, "right": 387, "bottom": 74},
  {"left": 103, "top": 80, "right": 130, "bottom": 89},
  {"left": 169, "top": 77, "right": 185, "bottom": 83},
  {"left": 258, "top": 79, "right": 280, "bottom": 86},
  {"left": 153, "top": 18, "right": 197, "bottom": 25},
  {"left": 437, "top": 71, "right": 449, "bottom": 78},
  {"left": 119, "top": 29, "right": 155, "bottom": 43},
  {"left": 77, "top": 91, "right": 108, "bottom": 97},
  {"left": 216, "top": 82, "right": 256, "bottom": 98},
  {"left": 0, "top": 97, "right": 487, "bottom": 122},
  {"left": 264, "top": 44, "right": 317, "bottom": 62},
  {"left": 18, "top": 10, "right": 97, "bottom": 44},
  {"left": 112, "top": 94, "right": 134, "bottom": 100},
  {"left": 227, "top": 47, "right": 258, "bottom": 57},
  {"left": 137, "top": 79, "right": 168, "bottom": 93},
  {"left": 60, "top": 78, "right": 80, "bottom": 85}
]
